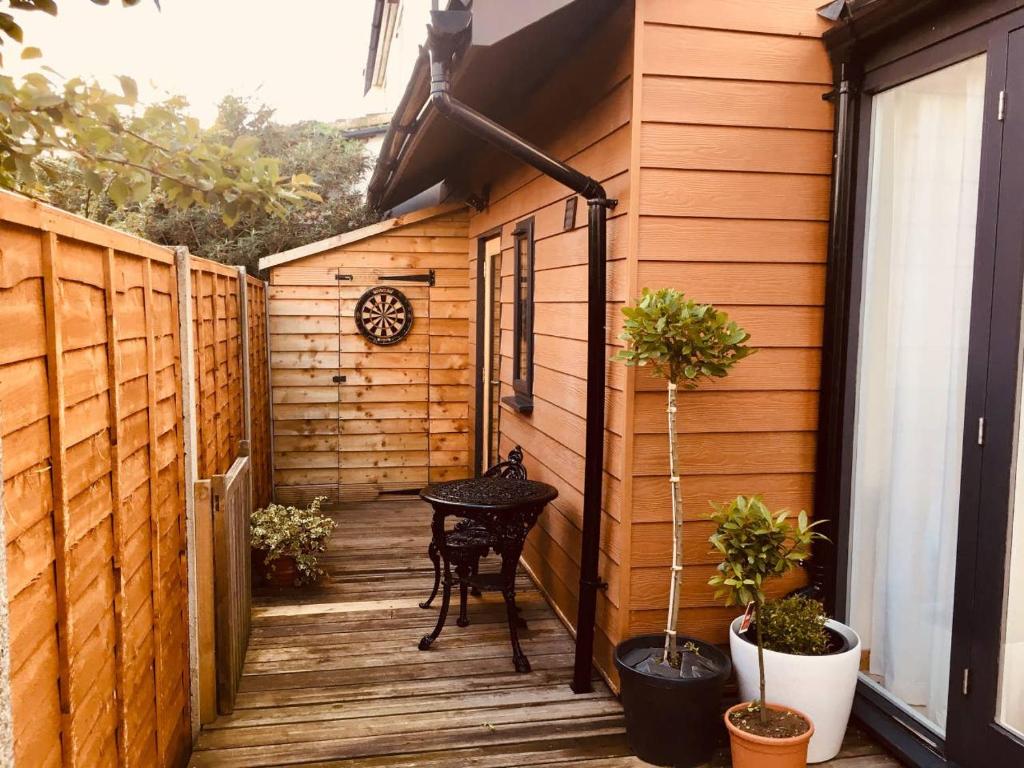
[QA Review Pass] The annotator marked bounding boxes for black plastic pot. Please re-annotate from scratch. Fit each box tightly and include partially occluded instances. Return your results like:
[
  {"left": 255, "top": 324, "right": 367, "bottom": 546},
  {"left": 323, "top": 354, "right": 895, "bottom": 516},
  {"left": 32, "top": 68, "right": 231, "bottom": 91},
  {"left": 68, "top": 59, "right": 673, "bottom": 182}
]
[{"left": 614, "top": 634, "right": 731, "bottom": 768}]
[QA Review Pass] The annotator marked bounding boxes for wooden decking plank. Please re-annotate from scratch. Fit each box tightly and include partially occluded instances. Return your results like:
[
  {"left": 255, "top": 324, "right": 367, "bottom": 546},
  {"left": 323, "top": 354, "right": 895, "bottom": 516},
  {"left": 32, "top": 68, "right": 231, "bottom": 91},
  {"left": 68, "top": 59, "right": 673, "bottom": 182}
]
[
  {"left": 190, "top": 497, "right": 896, "bottom": 768},
  {"left": 190, "top": 714, "right": 628, "bottom": 767}
]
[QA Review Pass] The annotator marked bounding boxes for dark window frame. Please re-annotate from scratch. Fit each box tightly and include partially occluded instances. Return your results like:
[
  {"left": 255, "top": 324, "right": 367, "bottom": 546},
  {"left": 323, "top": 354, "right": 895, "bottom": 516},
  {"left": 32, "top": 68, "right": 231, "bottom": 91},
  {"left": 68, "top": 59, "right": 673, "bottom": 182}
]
[
  {"left": 504, "top": 217, "right": 535, "bottom": 414},
  {"left": 818, "top": 3, "right": 1024, "bottom": 767}
]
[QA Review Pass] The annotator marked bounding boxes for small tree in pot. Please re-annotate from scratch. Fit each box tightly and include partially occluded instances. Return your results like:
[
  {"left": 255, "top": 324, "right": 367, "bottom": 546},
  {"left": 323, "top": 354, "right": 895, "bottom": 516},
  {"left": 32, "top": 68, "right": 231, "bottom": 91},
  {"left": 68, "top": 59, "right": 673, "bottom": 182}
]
[
  {"left": 611, "top": 288, "right": 753, "bottom": 767},
  {"left": 709, "top": 495, "right": 825, "bottom": 767}
]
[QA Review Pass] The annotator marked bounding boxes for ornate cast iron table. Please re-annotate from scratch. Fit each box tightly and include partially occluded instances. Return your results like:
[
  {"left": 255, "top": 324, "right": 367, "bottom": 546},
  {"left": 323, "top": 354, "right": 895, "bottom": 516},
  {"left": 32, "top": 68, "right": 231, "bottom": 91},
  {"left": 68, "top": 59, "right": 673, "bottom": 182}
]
[{"left": 418, "top": 476, "right": 558, "bottom": 672}]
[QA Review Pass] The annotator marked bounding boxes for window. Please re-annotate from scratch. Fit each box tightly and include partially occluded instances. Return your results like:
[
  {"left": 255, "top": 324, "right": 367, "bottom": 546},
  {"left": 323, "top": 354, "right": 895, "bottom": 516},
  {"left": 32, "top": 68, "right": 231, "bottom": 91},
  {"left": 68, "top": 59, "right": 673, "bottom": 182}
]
[{"left": 505, "top": 217, "right": 534, "bottom": 413}]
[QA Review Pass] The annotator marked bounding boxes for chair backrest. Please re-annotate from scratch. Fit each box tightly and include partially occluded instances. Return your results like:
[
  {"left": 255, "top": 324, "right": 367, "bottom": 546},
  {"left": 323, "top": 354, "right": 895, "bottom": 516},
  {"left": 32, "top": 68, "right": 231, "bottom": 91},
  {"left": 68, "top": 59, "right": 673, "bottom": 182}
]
[{"left": 483, "top": 445, "right": 527, "bottom": 480}]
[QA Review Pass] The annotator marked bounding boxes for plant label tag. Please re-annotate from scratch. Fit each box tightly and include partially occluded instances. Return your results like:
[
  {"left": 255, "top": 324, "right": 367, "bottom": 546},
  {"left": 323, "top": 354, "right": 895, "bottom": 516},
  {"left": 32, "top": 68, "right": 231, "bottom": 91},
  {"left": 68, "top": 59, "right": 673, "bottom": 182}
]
[{"left": 739, "top": 602, "right": 755, "bottom": 633}]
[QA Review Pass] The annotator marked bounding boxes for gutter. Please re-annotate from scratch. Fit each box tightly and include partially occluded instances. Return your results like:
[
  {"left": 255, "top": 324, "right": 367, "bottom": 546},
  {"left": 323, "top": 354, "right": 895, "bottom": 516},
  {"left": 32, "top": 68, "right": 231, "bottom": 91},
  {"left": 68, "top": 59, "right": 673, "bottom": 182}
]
[{"left": 426, "top": 8, "right": 615, "bottom": 694}]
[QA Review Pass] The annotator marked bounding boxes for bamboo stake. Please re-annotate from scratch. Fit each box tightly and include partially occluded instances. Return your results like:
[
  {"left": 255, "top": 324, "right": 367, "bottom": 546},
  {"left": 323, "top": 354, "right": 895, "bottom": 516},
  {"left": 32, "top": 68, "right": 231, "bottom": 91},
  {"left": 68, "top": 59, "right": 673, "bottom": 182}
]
[{"left": 662, "top": 380, "right": 684, "bottom": 665}]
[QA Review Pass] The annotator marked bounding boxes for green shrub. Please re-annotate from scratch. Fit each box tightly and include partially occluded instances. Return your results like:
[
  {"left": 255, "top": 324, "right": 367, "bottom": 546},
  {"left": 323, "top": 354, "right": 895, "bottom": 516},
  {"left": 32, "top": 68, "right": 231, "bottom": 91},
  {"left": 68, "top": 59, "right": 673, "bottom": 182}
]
[
  {"left": 757, "top": 596, "right": 830, "bottom": 656},
  {"left": 250, "top": 496, "right": 335, "bottom": 585}
]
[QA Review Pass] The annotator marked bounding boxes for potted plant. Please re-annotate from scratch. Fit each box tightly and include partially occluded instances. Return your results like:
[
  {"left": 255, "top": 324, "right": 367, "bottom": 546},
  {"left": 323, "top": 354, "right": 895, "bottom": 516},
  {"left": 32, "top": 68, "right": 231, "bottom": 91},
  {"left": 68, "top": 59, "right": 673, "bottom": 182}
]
[
  {"left": 611, "top": 288, "right": 754, "bottom": 768},
  {"left": 250, "top": 496, "right": 335, "bottom": 587},
  {"left": 709, "top": 495, "right": 825, "bottom": 768},
  {"left": 729, "top": 594, "right": 861, "bottom": 763}
]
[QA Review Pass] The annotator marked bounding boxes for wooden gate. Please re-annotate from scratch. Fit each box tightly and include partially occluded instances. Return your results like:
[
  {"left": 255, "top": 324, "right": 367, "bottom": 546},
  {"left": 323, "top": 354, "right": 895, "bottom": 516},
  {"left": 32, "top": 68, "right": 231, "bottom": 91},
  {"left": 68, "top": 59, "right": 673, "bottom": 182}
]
[
  {"left": 195, "top": 447, "right": 252, "bottom": 720},
  {"left": 338, "top": 269, "right": 432, "bottom": 498}
]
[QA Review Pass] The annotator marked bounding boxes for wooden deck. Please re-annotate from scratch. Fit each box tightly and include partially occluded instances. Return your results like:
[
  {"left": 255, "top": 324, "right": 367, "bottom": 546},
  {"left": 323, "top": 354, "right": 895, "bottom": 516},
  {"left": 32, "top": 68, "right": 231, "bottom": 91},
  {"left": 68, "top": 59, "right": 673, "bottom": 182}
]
[{"left": 189, "top": 498, "right": 900, "bottom": 767}]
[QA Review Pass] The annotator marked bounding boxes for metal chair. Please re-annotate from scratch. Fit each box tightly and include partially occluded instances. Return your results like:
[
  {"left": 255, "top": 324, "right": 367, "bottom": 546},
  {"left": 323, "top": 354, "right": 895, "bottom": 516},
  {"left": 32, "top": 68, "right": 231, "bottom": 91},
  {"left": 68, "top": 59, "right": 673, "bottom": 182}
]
[{"left": 419, "top": 446, "right": 527, "bottom": 626}]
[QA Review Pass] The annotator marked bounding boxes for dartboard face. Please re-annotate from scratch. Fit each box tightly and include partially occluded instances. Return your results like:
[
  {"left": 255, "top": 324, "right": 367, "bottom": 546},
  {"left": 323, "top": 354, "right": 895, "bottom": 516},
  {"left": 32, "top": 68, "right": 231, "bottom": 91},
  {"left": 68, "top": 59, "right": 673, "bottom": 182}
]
[{"left": 355, "top": 286, "right": 414, "bottom": 346}]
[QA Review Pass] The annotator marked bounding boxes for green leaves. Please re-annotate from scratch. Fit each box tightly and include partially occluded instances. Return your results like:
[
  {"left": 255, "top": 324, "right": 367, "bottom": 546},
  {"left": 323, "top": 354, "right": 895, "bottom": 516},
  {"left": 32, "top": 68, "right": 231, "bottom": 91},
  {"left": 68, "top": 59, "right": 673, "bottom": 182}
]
[
  {"left": 706, "top": 495, "right": 827, "bottom": 608},
  {"left": 250, "top": 496, "right": 335, "bottom": 585},
  {"left": 1, "top": 68, "right": 323, "bottom": 223},
  {"left": 613, "top": 287, "right": 755, "bottom": 388}
]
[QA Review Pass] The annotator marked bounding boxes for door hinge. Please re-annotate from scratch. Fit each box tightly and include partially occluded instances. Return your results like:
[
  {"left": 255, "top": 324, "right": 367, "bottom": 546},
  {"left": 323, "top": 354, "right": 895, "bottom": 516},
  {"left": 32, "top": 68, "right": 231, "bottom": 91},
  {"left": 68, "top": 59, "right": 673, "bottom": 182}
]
[
  {"left": 962, "top": 668, "right": 970, "bottom": 696},
  {"left": 998, "top": 90, "right": 1006, "bottom": 121},
  {"left": 380, "top": 270, "right": 435, "bottom": 286},
  {"left": 978, "top": 417, "right": 985, "bottom": 446}
]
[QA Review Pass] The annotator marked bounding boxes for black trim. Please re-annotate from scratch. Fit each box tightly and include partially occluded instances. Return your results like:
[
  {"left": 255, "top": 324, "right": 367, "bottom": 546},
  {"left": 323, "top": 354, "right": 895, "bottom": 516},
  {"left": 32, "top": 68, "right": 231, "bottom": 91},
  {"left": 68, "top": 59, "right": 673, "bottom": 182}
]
[
  {"left": 424, "top": 7, "right": 617, "bottom": 695},
  {"left": 511, "top": 217, "right": 535, "bottom": 411},
  {"left": 820, "top": 3, "right": 1024, "bottom": 766}
]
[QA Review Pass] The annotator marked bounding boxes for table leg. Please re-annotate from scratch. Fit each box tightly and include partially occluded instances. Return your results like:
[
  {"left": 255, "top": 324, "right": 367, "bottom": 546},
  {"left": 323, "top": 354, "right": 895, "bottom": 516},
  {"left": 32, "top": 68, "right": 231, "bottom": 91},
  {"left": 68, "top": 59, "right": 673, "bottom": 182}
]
[
  {"left": 500, "top": 542, "right": 530, "bottom": 673},
  {"left": 419, "top": 540, "right": 441, "bottom": 609},
  {"left": 419, "top": 512, "right": 451, "bottom": 650}
]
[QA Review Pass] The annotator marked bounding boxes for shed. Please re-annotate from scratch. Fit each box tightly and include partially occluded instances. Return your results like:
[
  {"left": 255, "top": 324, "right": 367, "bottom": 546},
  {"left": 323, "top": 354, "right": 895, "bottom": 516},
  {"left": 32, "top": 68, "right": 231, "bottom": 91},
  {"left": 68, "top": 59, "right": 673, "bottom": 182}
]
[{"left": 259, "top": 203, "right": 471, "bottom": 504}]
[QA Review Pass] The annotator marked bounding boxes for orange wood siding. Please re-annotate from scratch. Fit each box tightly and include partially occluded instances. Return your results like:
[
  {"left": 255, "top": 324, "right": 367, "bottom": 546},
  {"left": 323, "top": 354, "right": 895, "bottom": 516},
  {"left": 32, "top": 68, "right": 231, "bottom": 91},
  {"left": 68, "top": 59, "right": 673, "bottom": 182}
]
[
  {"left": 0, "top": 193, "right": 191, "bottom": 767},
  {"left": 628, "top": 0, "right": 832, "bottom": 643},
  {"left": 465, "top": 5, "right": 636, "bottom": 687},
  {"left": 267, "top": 206, "right": 471, "bottom": 505}
]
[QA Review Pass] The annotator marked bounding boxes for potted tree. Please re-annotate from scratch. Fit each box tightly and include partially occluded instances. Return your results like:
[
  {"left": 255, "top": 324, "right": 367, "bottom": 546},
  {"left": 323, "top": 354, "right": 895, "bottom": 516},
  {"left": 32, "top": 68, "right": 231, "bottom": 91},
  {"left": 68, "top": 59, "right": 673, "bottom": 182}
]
[
  {"left": 250, "top": 496, "right": 335, "bottom": 587},
  {"left": 709, "top": 495, "right": 825, "bottom": 768},
  {"left": 729, "top": 594, "right": 861, "bottom": 763},
  {"left": 612, "top": 288, "right": 754, "bottom": 768}
]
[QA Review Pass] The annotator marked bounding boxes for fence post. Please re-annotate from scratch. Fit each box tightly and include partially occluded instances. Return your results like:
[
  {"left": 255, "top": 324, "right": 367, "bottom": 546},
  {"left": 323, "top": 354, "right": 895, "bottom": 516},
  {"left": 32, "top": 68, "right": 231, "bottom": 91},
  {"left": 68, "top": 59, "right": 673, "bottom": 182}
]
[
  {"left": 237, "top": 267, "right": 253, "bottom": 446},
  {"left": 175, "top": 246, "right": 202, "bottom": 742},
  {"left": 237, "top": 266, "right": 257, "bottom": 521},
  {"left": 0, "top": 432, "right": 15, "bottom": 766},
  {"left": 265, "top": 283, "right": 276, "bottom": 503}
]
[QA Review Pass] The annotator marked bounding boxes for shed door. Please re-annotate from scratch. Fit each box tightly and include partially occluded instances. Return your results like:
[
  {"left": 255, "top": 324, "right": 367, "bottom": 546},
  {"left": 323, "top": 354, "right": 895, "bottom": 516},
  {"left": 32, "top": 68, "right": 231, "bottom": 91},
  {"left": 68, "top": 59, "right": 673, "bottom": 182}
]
[{"left": 339, "top": 268, "right": 430, "bottom": 499}]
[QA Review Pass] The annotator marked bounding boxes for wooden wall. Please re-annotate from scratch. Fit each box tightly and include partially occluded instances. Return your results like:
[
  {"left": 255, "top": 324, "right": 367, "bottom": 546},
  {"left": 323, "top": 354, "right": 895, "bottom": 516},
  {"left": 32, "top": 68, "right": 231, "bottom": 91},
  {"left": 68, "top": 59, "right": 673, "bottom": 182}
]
[
  {"left": 464, "top": 5, "right": 635, "bottom": 685},
  {"left": 267, "top": 205, "right": 471, "bottom": 505},
  {"left": 627, "top": 0, "right": 833, "bottom": 643},
  {"left": 0, "top": 193, "right": 274, "bottom": 765},
  {"left": 0, "top": 194, "right": 191, "bottom": 766}
]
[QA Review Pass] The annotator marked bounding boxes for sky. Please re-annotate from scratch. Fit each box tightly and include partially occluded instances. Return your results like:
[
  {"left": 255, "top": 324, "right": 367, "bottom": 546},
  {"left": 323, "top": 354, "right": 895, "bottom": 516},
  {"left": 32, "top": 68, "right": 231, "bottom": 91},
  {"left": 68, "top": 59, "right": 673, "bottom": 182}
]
[{"left": 9, "top": 0, "right": 383, "bottom": 126}]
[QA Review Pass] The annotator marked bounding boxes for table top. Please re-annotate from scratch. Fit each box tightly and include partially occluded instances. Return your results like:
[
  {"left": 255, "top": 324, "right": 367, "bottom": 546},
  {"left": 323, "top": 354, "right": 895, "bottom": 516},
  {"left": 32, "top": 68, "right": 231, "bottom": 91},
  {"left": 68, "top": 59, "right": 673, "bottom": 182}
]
[{"left": 420, "top": 476, "right": 558, "bottom": 511}]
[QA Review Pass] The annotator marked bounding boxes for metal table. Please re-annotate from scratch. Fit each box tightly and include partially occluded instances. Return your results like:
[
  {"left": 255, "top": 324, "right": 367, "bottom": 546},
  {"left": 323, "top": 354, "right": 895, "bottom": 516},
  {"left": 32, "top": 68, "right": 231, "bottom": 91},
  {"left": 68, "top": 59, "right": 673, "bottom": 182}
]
[{"left": 418, "top": 476, "right": 558, "bottom": 672}]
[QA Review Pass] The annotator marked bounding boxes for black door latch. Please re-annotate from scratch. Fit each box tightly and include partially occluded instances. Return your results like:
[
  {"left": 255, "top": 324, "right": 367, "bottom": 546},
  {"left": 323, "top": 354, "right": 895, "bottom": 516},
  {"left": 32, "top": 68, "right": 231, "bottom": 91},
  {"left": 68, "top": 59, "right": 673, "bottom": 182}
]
[{"left": 332, "top": 375, "right": 347, "bottom": 383}]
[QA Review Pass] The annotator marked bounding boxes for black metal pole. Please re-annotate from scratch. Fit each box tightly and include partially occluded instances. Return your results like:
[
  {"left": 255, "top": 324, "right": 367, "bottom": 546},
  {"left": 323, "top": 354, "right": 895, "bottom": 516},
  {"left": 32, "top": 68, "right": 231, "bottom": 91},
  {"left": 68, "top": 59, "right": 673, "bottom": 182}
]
[
  {"left": 570, "top": 199, "right": 609, "bottom": 693},
  {"left": 424, "top": 11, "right": 615, "bottom": 693}
]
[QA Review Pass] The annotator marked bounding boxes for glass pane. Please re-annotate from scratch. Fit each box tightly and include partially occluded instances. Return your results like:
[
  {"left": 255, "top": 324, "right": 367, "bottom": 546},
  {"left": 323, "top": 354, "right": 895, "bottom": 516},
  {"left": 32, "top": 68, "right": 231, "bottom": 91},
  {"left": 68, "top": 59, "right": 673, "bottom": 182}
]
[
  {"left": 516, "top": 234, "right": 529, "bottom": 381},
  {"left": 1000, "top": 324, "right": 1024, "bottom": 737},
  {"left": 848, "top": 54, "right": 987, "bottom": 734}
]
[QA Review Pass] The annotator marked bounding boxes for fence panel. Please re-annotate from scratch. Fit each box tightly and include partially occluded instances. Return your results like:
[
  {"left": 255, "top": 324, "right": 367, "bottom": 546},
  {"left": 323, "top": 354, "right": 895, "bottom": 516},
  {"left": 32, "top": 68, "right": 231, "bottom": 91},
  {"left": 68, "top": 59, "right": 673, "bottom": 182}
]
[
  {"left": 189, "top": 259, "right": 244, "bottom": 481},
  {"left": 0, "top": 193, "right": 191, "bottom": 767},
  {"left": 0, "top": 192, "right": 273, "bottom": 765},
  {"left": 246, "top": 277, "right": 273, "bottom": 509}
]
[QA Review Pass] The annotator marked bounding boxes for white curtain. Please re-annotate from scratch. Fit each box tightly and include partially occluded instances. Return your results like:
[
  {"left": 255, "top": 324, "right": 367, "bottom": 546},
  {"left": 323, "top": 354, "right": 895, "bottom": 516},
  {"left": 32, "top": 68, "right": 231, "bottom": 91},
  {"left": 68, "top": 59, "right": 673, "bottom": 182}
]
[{"left": 849, "top": 55, "right": 987, "bottom": 732}]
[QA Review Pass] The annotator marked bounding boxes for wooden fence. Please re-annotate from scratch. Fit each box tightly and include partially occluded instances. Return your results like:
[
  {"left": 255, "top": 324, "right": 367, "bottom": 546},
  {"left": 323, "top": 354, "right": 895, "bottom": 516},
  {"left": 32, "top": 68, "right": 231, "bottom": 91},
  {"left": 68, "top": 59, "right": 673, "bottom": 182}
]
[{"left": 0, "top": 192, "right": 271, "bottom": 767}]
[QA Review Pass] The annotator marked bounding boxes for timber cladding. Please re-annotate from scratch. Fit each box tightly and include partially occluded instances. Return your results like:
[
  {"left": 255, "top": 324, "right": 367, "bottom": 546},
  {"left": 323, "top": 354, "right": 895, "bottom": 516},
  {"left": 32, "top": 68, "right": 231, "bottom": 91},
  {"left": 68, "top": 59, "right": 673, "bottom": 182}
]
[
  {"left": 455, "top": 0, "right": 832, "bottom": 689},
  {"left": 266, "top": 204, "right": 472, "bottom": 505},
  {"left": 0, "top": 192, "right": 273, "bottom": 766},
  {"left": 464, "top": 3, "right": 635, "bottom": 689},
  {"left": 628, "top": 0, "right": 832, "bottom": 645}
]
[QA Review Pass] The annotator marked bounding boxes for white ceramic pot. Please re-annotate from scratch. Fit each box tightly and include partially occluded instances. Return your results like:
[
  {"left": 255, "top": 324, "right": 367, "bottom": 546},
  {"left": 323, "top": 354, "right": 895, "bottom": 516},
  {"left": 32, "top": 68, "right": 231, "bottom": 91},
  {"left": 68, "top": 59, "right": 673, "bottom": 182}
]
[{"left": 729, "top": 616, "right": 861, "bottom": 764}]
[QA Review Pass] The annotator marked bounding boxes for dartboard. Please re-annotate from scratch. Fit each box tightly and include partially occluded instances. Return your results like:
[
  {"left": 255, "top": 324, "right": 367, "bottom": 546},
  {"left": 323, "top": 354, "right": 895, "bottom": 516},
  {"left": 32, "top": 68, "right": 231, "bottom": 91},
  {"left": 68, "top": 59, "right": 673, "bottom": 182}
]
[{"left": 354, "top": 286, "right": 414, "bottom": 346}]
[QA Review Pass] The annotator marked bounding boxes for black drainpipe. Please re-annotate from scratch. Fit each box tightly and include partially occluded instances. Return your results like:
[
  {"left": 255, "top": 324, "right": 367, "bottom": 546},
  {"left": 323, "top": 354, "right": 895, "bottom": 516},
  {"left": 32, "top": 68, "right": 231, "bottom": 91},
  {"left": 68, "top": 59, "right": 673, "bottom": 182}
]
[{"left": 426, "top": 9, "right": 616, "bottom": 694}]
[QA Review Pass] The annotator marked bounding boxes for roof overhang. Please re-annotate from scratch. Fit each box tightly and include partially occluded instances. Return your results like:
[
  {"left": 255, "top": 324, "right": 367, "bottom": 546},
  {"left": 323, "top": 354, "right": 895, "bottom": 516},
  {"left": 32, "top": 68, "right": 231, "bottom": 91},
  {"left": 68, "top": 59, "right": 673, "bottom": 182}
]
[
  {"left": 367, "top": 0, "right": 619, "bottom": 212},
  {"left": 821, "top": 0, "right": 960, "bottom": 61},
  {"left": 258, "top": 202, "right": 466, "bottom": 271}
]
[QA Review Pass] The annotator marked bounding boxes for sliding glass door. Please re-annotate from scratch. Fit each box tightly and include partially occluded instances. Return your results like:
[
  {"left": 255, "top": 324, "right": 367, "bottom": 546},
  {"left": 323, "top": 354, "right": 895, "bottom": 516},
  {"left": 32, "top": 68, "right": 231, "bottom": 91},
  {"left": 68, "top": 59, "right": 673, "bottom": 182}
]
[
  {"left": 843, "top": 13, "right": 1024, "bottom": 765},
  {"left": 848, "top": 54, "right": 987, "bottom": 736}
]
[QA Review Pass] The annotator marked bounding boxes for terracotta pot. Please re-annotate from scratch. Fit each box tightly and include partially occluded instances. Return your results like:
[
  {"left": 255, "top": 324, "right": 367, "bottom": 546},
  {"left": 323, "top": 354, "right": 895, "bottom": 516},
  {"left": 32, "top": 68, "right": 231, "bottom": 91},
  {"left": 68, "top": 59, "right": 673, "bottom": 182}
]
[
  {"left": 252, "top": 549, "right": 298, "bottom": 587},
  {"left": 724, "top": 702, "right": 814, "bottom": 768}
]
